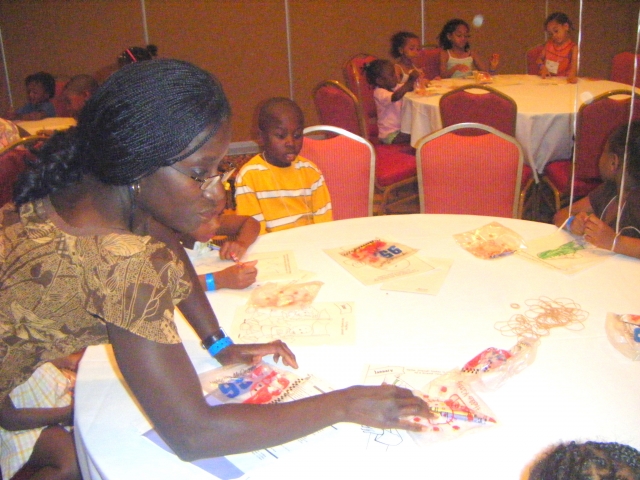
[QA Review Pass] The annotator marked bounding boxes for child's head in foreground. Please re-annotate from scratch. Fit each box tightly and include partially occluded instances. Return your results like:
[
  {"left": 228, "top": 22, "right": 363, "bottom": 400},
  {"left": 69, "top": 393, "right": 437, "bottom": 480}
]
[
  {"left": 258, "top": 97, "right": 304, "bottom": 168},
  {"left": 25, "top": 71, "right": 56, "bottom": 106},
  {"left": 528, "top": 441, "right": 640, "bottom": 480}
]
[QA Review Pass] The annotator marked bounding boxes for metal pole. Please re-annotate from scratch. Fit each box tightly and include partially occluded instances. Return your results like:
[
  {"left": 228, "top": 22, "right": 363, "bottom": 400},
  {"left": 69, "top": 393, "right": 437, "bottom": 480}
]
[
  {"left": 0, "top": 26, "right": 13, "bottom": 108},
  {"left": 141, "top": 0, "right": 149, "bottom": 44},
  {"left": 285, "top": 0, "right": 294, "bottom": 99}
]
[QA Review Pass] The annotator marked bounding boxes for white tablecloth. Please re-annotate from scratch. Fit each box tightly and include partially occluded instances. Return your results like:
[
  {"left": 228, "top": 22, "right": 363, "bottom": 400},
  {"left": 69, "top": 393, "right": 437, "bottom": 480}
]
[
  {"left": 74, "top": 214, "right": 640, "bottom": 479},
  {"left": 401, "top": 75, "right": 637, "bottom": 173}
]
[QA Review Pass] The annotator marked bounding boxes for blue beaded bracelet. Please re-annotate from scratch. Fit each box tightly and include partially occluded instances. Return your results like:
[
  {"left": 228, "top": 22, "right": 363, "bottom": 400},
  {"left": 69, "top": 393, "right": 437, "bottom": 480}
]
[
  {"left": 205, "top": 272, "right": 216, "bottom": 291},
  {"left": 206, "top": 336, "right": 234, "bottom": 356}
]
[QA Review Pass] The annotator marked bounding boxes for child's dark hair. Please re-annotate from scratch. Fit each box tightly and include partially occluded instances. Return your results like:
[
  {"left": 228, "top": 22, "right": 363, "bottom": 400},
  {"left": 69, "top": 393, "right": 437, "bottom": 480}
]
[
  {"left": 437, "top": 19, "right": 470, "bottom": 52},
  {"left": 545, "top": 11, "right": 573, "bottom": 30},
  {"left": 117, "top": 44, "right": 158, "bottom": 66},
  {"left": 257, "top": 97, "right": 304, "bottom": 133},
  {"left": 390, "top": 31, "right": 419, "bottom": 59},
  {"left": 608, "top": 119, "right": 640, "bottom": 183},
  {"left": 25, "top": 72, "right": 56, "bottom": 99},
  {"left": 529, "top": 441, "right": 640, "bottom": 479},
  {"left": 363, "top": 59, "right": 392, "bottom": 87}
]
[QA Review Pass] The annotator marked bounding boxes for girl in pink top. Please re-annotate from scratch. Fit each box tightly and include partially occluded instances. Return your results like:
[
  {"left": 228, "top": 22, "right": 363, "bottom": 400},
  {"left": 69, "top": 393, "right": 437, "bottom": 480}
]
[{"left": 537, "top": 12, "right": 579, "bottom": 83}]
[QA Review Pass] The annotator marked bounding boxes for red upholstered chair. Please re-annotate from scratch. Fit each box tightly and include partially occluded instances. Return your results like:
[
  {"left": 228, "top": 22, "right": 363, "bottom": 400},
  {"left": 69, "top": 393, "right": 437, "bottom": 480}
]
[
  {"left": 311, "top": 77, "right": 418, "bottom": 214},
  {"left": 414, "top": 47, "right": 441, "bottom": 80},
  {"left": 416, "top": 123, "right": 525, "bottom": 218},
  {"left": 301, "top": 125, "right": 375, "bottom": 220},
  {"left": 439, "top": 84, "right": 517, "bottom": 136},
  {"left": 526, "top": 44, "right": 545, "bottom": 75},
  {"left": 342, "top": 53, "right": 379, "bottom": 143},
  {"left": 544, "top": 89, "right": 640, "bottom": 207},
  {"left": 610, "top": 52, "right": 640, "bottom": 87},
  {"left": 312, "top": 80, "right": 367, "bottom": 138}
]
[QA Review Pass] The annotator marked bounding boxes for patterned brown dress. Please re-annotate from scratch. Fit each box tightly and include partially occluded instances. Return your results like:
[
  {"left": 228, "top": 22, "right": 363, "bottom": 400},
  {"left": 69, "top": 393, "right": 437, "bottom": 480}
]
[{"left": 0, "top": 198, "right": 192, "bottom": 399}]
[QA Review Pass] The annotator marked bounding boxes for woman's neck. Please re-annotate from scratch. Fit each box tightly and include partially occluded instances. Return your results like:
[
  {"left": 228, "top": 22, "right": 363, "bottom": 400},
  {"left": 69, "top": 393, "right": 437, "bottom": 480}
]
[{"left": 49, "top": 176, "right": 141, "bottom": 233}]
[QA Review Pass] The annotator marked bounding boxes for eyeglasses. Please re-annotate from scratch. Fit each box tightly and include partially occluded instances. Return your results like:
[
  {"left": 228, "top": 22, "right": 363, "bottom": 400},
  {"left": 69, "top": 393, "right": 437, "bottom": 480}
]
[{"left": 169, "top": 165, "right": 236, "bottom": 192}]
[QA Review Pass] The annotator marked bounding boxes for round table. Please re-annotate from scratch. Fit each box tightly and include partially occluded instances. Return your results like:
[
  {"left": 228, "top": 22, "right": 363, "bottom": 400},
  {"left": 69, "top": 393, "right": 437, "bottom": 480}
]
[
  {"left": 400, "top": 75, "right": 637, "bottom": 173},
  {"left": 74, "top": 214, "right": 640, "bottom": 479}
]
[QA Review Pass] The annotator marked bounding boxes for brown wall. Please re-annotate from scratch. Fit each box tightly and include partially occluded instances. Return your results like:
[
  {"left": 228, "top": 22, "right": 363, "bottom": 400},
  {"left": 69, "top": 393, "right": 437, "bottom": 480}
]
[{"left": 1, "top": 0, "right": 639, "bottom": 142}]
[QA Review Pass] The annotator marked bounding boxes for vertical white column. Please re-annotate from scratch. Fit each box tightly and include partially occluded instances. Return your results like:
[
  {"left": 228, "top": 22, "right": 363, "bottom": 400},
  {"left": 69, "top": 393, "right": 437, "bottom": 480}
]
[
  {"left": 141, "top": 0, "right": 150, "bottom": 44},
  {"left": 0, "top": 26, "right": 13, "bottom": 108},
  {"left": 285, "top": 0, "right": 294, "bottom": 99}
]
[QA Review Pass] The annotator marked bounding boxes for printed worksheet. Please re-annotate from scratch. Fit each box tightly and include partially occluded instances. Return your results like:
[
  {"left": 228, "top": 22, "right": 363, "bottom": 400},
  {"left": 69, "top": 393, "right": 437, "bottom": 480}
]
[
  {"left": 381, "top": 257, "right": 453, "bottom": 295},
  {"left": 324, "top": 238, "right": 434, "bottom": 286},
  {"left": 230, "top": 301, "right": 356, "bottom": 346}
]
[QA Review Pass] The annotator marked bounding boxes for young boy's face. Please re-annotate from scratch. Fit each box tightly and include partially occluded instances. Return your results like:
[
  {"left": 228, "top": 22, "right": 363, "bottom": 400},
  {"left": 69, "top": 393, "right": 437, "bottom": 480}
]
[
  {"left": 260, "top": 105, "right": 304, "bottom": 168},
  {"left": 26, "top": 81, "right": 51, "bottom": 105}
]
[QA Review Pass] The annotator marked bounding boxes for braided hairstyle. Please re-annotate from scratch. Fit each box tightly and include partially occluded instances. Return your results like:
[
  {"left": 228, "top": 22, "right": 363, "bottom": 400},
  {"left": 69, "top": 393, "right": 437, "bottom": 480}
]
[
  {"left": 529, "top": 441, "right": 640, "bottom": 479},
  {"left": 14, "top": 59, "right": 230, "bottom": 206}
]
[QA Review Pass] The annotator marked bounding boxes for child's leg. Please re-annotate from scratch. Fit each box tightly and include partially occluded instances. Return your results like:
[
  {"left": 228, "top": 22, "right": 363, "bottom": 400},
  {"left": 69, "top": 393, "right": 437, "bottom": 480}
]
[{"left": 12, "top": 425, "right": 80, "bottom": 480}]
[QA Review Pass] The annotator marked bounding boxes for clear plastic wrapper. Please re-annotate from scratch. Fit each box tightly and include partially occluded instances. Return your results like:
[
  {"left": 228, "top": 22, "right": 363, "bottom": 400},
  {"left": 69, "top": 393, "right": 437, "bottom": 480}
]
[
  {"left": 404, "top": 371, "right": 498, "bottom": 444},
  {"left": 453, "top": 222, "right": 525, "bottom": 259},
  {"left": 340, "top": 238, "right": 416, "bottom": 268},
  {"left": 248, "top": 281, "right": 323, "bottom": 308},
  {"left": 460, "top": 337, "right": 539, "bottom": 390},
  {"left": 605, "top": 312, "right": 640, "bottom": 360}
]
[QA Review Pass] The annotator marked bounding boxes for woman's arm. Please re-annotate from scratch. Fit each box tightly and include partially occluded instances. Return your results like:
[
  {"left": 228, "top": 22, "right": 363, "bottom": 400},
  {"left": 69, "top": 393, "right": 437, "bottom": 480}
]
[
  {"left": 0, "top": 395, "right": 73, "bottom": 431},
  {"left": 107, "top": 323, "right": 432, "bottom": 461}
]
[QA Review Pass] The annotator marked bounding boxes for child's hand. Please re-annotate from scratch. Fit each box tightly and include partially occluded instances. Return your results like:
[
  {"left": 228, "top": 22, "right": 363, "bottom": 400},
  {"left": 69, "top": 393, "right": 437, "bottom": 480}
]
[
  {"left": 219, "top": 240, "right": 249, "bottom": 261},
  {"left": 407, "top": 69, "right": 421, "bottom": 83},
  {"left": 454, "top": 64, "right": 471, "bottom": 74},
  {"left": 583, "top": 214, "right": 616, "bottom": 250},
  {"left": 539, "top": 65, "right": 550, "bottom": 79},
  {"left": 570, "top": 212, "right": 590, "bottom": 235},
  {"left": 215, "top": 261, "right": 258, "bottom": 289}
]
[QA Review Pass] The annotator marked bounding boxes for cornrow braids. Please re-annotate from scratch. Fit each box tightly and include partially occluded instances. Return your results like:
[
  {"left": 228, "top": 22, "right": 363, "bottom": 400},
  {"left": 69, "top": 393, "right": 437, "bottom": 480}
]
[{"left": 14, "top": 59, "right": 230, "bottom": 205}]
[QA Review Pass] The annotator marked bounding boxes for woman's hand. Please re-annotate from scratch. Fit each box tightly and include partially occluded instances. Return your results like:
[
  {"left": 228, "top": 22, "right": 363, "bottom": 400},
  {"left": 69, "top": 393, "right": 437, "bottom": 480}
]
[
  {"left": 214, "top": 261, "right": 258, "bottom": 289},
  {"left": 337, "top": 385, "right": 434, "bottom": 432},
  {"left": 583, "top": 214, "right": 616, "bottom": 249},
  {"left": 215, "top": 340, "right": 298, "bottom": 369}
]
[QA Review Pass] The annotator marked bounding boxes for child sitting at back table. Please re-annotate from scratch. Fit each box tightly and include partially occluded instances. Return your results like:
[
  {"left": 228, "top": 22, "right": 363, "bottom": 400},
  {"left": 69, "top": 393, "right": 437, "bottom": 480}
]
[
  {"left": 6, "top": 71, "right": 57, "bottom": 121},
  {"left": 61, "top": 74, "right": 99, "bottom": 119},
  {"left": 537, "top": 12, "right": 578, "bottom": 83},
  {"left": 554, "top": 121, "right": 640, "bottom": 259},
  {"left": 234, "top": 97, "right": 332, "bottom": 235},
  {"left": 390, "top": 31, "right": 425, "bottom": 84},
  {"left": 437, "top": 19, "right": 499, "bottom": 79},
  {"left": 364, "top": 59, "right": 418, "bottom": 145}
]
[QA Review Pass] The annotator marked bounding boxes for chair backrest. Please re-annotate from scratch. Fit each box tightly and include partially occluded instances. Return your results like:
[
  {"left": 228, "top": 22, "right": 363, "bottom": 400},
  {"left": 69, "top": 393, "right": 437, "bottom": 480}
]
[
  {"left": 312, "top": 80, "right": 367, "bottom": 138},
  {"left": 301, "top": 125, "right": 375, "bottom": 220},
  {"left": 439, "top": 84, "right": 517, "bottom": 137},
  {"left": 416, "top": 122, "right": 524, "bottom": 218},
  {"left": 610, "top": 52, "right": 640, "bottom": 87},
  {"left": 575, "top": 89, "right": 640, "bottom": 182},
  {"left": 342, "top": 53, "right": 379, "bottom": 142},
  {"left": 526, "top": 44, "right": 544, "bottom": 75},
  {"left": 414, "top": 47, "right": 441, "bottom": 80}
]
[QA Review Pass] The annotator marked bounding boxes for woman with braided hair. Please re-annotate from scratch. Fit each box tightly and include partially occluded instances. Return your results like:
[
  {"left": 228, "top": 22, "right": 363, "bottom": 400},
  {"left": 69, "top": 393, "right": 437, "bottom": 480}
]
[{"left": 0, "top": 59, "right": 432, "bottom": 465}]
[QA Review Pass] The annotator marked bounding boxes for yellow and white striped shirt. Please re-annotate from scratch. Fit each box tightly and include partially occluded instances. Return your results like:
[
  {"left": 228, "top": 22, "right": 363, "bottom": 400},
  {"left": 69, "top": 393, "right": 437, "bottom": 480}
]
[{"left": 235, "top": 154, "right": 332, "bottom": 234}]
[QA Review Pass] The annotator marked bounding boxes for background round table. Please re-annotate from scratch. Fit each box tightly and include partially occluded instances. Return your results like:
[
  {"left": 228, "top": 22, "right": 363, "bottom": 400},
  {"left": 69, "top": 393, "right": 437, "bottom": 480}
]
[{"left": 75, "top": 214, "right": 640, "bottom": 479}]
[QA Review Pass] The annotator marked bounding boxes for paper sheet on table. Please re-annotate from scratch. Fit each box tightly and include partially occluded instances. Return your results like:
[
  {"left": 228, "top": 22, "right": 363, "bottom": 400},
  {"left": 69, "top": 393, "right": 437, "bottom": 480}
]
[
  {"left": 516, "top": 230, "right": 613, "bottom": 274},
  {"left": 324, "top": 239, "right": 433, "bottom": 285},
  {"left": 189, "top": 249, "right": 313, "bottom": 282},
  {"left": 143, "top": 365, "right": 340, "bottom": 480},
  {"left": 381, "top": 257, "right": 452, "bottom": 294},
  {"left": 230, "top": 301, "right": 355, "bottom": 346}
]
